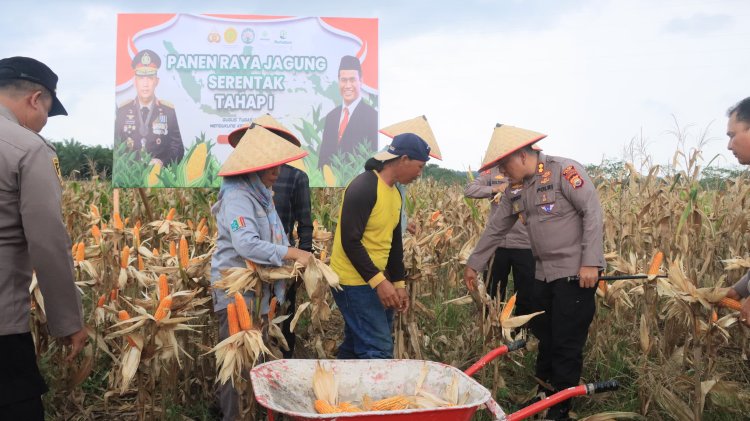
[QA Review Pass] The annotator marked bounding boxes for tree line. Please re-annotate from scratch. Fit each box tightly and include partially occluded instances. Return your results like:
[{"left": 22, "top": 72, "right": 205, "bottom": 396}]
[{"left": 53, "top": 139, "right": 744, "bottom": 188}]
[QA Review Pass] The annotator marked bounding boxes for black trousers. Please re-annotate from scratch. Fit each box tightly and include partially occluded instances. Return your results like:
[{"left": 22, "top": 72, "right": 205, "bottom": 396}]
[
  {"left": 281, "top": 280, "right": 298, "bottom": 358},
  {"left": 530, "top": 278, "right": 596, "bottom": 391},
  {"left": 0, "top": 333, "right": 47, "bottom": 420},
  {"left": 487, "top": 247, "right": 535, "bottom": 316}
]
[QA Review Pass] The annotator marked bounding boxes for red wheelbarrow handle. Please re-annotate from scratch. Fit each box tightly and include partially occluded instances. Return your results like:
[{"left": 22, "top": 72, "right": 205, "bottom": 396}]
[
  {"left": 464, "top": 339, "right": 526, "bottom": 377},
  {"left": 502, "top": 380, "right": 620, "bottom": 421}
]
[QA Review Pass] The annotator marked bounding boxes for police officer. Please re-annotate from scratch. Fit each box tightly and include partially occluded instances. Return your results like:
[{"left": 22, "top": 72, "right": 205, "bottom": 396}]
[
  {"left": 463, "top": 124, "right": 605, "bottom": 421},
  {"left": 464, "top": 155, "right": 535, "bottom": 316},
  {"left": 115, "top": 49, "right": 184, "bottom": 166},
  {"left": 0, "top": 56, "right": 86, "bottom": 419}
]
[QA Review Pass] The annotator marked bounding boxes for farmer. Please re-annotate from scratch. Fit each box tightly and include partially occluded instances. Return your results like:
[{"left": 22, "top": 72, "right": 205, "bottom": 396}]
[
  {"left": 464, "top": 162, "right": 534, "bottom": 315},
  {"left": 463, "top": 124, "right": 605, "bottom": 420},
  {"left": 724, "top": 96, "right": 750, "bottom": 326},
  {"left": 210, "top": 124, "right": 312, "bottom": 420},
  {"left": 330, "top": 133, "right": 431, "bottom": 359},
  {"left": 226, "top": 114, "right": 313, "bottom": 359},
  {"left": 0, "top": 56, "right": 87, "bottom": 419},
  {"left": 378, "top": 115, "right": 443, "bottom": 236}
]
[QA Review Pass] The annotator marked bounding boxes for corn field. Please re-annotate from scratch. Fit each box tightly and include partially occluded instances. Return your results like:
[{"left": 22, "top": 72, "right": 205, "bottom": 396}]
[{"left": 35, "top": 148, "right": 750, "bottom": 420}]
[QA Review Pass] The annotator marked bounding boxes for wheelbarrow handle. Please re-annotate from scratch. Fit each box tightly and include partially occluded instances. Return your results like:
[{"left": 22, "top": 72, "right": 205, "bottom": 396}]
[
  {"left": 566, "top": 274, "right": 667, "bottom": 282},
  {"left": 504, "top": 379, "right": 620, "bottom": 421},
  {"left": 464, "top": 339, "right": 526, "bottom": 377}
]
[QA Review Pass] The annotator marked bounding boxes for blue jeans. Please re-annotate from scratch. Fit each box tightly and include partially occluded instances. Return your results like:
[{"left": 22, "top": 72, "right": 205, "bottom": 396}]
[{"left": 332, "top": 285, "right": 395, "bottom": 359}]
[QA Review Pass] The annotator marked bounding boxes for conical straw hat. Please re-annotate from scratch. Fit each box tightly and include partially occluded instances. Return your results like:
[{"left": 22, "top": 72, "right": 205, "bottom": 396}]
[
  {"left": 479, "top": 124, "right": 546, "bottom": 172},
  {"left": 222, "top": 114, "right": 302, "bottom": 148},
  {"left": 379, "top": 115, "right": 442, "bottom": 160},
  {"left": 218, "top": 124, "right": 308, "bottom": 177}
]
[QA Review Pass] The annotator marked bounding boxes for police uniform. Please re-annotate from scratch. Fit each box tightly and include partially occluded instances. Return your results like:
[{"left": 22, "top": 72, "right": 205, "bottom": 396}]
[
  {"left": 115, "top": 49, "right": 184, "bottom": 165},
  {"left": 115, "top": 97, "right": 184, "bottom": 165},
  {"left": 467, "top": 153, "right": 605, "bottom": 401},
  {"left": 464, "top": 166, "right": 534, "bottom": 313},
  {"left": 0, "top": 103, "right": 82, "bottom": 414}
]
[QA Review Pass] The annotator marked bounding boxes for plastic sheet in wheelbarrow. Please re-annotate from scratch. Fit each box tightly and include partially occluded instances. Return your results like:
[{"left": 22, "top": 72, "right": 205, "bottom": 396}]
[{"left": 250, "top": 359, "right": 506, "bottom": 421}]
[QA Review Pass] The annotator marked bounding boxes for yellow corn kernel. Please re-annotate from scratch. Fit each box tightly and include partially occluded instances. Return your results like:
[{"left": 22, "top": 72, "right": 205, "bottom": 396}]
[
  {"left": 234, "top": 292, "right": 253, "bottom": 330},
  {"left": 185, "top": 142, "right": 208, "bottom": 184},
  {"left": 154, "top": 296, "right": 172, "bottom": 321},
  {"left": 227, "top": 303, "right": 240, "bottom": 336},
  {"left": 120, "top": 246, "right": 130, "bottom": 269}
]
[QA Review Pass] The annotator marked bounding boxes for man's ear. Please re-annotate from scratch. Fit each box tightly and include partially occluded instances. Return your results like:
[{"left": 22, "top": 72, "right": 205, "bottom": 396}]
[{"left": 28, "top": 90, "right": 45, "bottom": 111}]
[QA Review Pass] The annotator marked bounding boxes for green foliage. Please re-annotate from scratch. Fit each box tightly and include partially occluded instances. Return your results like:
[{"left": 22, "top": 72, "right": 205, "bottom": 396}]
[
  {"left": 112, "top": 142, "right": 152, "bottom": 187},
  {"left": 423, "top": 164, "right": 468, "bottom": 185},
  {"left": 52, "top": 138, "right": 112, "bottom": 180},
  {"left": 112, "top": 134, "right": 221, "bottom": 188}
]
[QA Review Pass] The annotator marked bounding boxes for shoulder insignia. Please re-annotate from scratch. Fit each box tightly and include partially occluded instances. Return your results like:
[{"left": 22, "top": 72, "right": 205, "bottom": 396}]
[
  {"left": 118, "top": 98, "right": 136, "bottom": 109},
  {"left": 568, "top": 174, "right": 584, "bottom": 189},
  {"left": 52, "top": 157, "right": 62, "bottom": 185},
  {"left": 157, "top": 99, "right": 174, "bottom": 108}
]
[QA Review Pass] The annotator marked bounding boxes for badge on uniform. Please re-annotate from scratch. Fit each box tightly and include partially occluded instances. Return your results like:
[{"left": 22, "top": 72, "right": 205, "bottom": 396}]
[
  {"left": 230, "top": 216, "right": 246, "bottom": 232},
  {"left": 510, "top": 183, "right": 523, "bottom": 194},
  {"left": 52, "top": 157, "right": 62, "bottom": 184},
  {"left": 537, "top": 163, "right": 545, "bottom": 173},
  {"left": 540, "top": 170, "right": 552, "bottom": 184},
  {"left": 541, "top": 203, "right": 555, "bottom": 213},
  {"left": 153, "top": 121, "right": 168, "bottom": 135},
  {"left": 563, "top": 165, "right": 584, "bottom": 189}
]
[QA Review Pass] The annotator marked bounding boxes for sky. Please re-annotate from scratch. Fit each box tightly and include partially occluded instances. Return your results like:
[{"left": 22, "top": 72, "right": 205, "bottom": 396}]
[{"left": 2, "top": 0, "right": 749, "bottom": 171}]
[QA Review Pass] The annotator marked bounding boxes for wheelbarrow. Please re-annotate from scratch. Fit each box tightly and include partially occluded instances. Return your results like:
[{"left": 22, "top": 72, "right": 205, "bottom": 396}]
[{"left": 250, "top": 340, "right": 619, "bottom": 421}]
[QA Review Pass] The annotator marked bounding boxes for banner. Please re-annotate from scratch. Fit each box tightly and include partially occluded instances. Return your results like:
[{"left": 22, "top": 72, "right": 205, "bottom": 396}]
[{"left": 113, "top": 14, "right": 379, "bottom": 188}]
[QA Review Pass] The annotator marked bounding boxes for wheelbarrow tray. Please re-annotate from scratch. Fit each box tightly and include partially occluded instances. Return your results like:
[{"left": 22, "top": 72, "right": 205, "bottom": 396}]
[{"left": 250, "top": 358, "right": 505, "bottom": 421}]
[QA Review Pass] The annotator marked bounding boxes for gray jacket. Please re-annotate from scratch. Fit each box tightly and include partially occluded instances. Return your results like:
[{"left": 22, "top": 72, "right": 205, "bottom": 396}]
[
  {"left": 0, "top": 104, "right": 82, "bottom": 337},
  {"left": 464, "top": 166, "right": 531, "bottom": 249},
  {"left": 467, "top": 153, "right": 605, "bottom": 281},
  {"left": 732, "top": 271, "right": 750, "bottom": 298},
  {"left": 210, "top": 175, "right": 290, "bottom": 312}
]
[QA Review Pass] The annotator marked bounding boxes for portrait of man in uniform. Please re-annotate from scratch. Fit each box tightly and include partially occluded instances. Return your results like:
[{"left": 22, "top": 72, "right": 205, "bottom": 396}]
[
  {"left": 317, "top": 55, "right": 378, "bottom": 169},
  {"left": 114, "top": 49, "right": 184, "bottom": 166}
]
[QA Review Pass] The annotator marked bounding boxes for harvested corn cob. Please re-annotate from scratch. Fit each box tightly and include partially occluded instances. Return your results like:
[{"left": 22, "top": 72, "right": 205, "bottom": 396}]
[
  {"left": 227, "top": 303, "right": 240, "bottom": 336},
  {"left": 234, "top": 292, "right": 253, "bottom": 330},
  {"left": 314, "top": 399, "right": 337, "bottom": 414}
]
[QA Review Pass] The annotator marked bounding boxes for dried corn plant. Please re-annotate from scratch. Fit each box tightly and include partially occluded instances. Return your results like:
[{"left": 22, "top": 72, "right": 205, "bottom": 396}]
[{"left": 32, "top": 135, "right": 750, "bottom": 420}]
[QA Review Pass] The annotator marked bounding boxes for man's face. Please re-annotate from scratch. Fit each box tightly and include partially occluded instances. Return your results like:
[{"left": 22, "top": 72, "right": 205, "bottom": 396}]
[
  {"left": 338, "top": 69, "right": 361, "bottom": 106},
  {"left": 397, "top": 157, "right": 426, "bottom": 184},
  {"left": 727, "top": 112, "right": 750, "bottom": 165},
  {"left": 496, "top": 151, "right": 528, "bottom": 183},
  {"left": 135, "top": 74, "right": 159, "bottom": 103}
]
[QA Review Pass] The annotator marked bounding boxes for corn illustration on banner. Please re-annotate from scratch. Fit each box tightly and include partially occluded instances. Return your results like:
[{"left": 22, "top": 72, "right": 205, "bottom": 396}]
[{"left": 113, "top": 14, "right": 379, "bottom": 188}]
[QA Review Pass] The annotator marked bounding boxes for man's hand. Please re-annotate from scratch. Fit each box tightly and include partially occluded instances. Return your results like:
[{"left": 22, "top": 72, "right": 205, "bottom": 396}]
[
  {"left": 464, "top": 266, "right": 478, "bottom": 292},
  {"left": 149, "top": 158, "right": 163, "bottom": 166},
  {"left": 376, "top": 280, "right": 400, "bottom": 309},
  {"left": 725, "top": 287, "right": 750, "bottom": 326},
  {"left": 578, "top": 266, "right": 599, "bottom": 288},
  {"left": 62, "top": 328, "right": 88, "bottom": 362},
  {"left": 286, "top": 248, "right": 313, "bottom": 266},
  {"left": 395, "top": 287, "right": 410, "bottom": 313}
]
